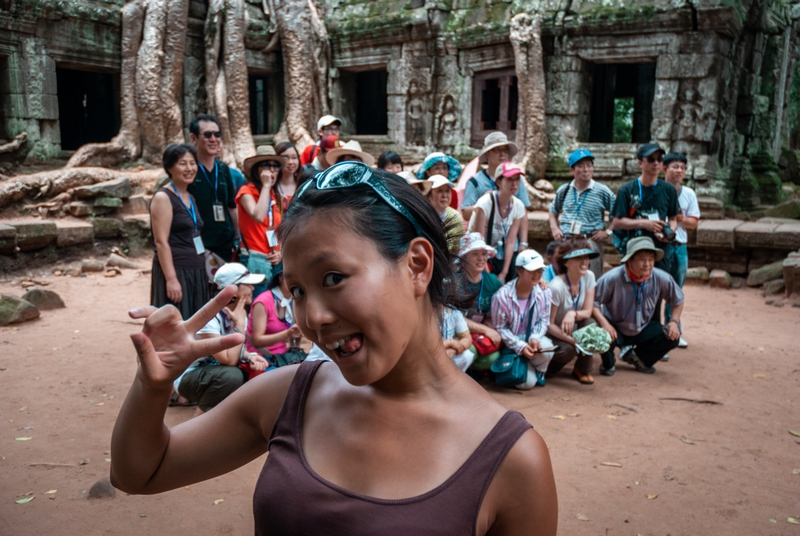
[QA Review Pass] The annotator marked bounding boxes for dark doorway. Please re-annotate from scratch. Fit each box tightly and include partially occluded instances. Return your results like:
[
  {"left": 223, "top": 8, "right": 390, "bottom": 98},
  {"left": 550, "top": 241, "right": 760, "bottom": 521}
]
[
  {"left": 56, "top": 68, "right": 120, "bottom": 151},
  {"left": 588, "top": 62, "right": 656, "bottom": 143},
  {"left": 354, "top": 70, "right": 388, "bottom": 135},
  {"left": 249, "top": 72, "right": 285, "bottom": 135},
  {"left": 471, "top": 68, "right": 518, "bottom": 147}
]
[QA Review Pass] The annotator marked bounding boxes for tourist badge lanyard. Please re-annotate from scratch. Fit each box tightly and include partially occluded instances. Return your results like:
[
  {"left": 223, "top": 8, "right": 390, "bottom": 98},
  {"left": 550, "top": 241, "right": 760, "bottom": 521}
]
[
  {"left": 638, "top": 178, "right": 660, "bottom": 222},
  {"left": 566, "top": 277, "right": 582, "bottom": 312},
  {"left": 517, "top": 288, "right": 537, "bottom": 342},
  {"left": 471, "top": 276, "right": 485, "bottom": 323},
  {"left": 170, "top": 182, "right": 204, "bottom": 255},
  {"left": 631, "top": 278, "right": 646, "bottom": 327},
  {"left": 494, "top": 191, "right": 512, "bottom": 249},
  {"left": 568, "top": 184, "right": 588, "bottom": 235},
  {"left": 265, "top": 192, "right": 280, "bottom": 251},
  {"left": 200, "top": 160, "right": 225, "bottom": 222}
]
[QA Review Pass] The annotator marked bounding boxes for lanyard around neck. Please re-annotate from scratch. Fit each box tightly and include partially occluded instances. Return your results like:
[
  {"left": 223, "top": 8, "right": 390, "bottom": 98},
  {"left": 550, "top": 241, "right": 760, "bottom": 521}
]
[
  {"left": 571, "top": 183, "right": 589, "bottom": 217},
  {"left": 494, "top": 191, "right": 512, "bottom": 237},
  {"left": 199, "top": 160, "right": 219, "bottom": 201},
  {"left": 565, "top": 275, "right": 582, "bottom": 311},
  {"left": 169, "top": 183, "right": 198, "bottom": 230},
  {"left": 638, "top": 177, "right": 656, "bottom": 208}
]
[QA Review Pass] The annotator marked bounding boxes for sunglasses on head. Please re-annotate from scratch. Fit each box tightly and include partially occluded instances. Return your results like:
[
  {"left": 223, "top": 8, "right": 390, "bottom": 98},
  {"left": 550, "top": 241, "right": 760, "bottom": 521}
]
[
  {"left": 646, "top": 155, "right": 663, "bottom": 163},
  {"left": 202, "top": 131, "right": 222, "bottom": 139},
  {"left": 259, "top": 161, "right": 282, "bottom": 170},
  {"left": 296, "top": 162, "right": 424, "bottom": 236}
]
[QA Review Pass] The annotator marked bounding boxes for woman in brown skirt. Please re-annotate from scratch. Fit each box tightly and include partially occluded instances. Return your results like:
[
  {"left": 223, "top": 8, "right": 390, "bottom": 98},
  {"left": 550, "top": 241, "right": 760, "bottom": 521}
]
[{"left": 149, "top": 144, "right": 210, "bottom": 319}]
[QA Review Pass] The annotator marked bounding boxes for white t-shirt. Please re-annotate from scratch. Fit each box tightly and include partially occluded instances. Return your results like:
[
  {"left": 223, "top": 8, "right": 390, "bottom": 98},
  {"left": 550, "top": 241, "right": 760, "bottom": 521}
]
[
  {"left": 439, "top": 307, "right": 469, "bottom": 340},
  {"left": 173, "top": 311, "right": 245, "bottom": 391},
  {"left": 468, "top": 192, "right": 526, "bottom": 259},
  {"left": 549, "top": 271, "right": 596, "bottom": 327},
  {"left": 676, "top": 185, "right": 700, "bottom": 244}
]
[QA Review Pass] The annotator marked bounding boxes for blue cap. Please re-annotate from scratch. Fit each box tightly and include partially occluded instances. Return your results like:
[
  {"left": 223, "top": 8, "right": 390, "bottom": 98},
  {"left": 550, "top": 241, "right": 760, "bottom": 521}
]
[{"left": 568, "top": 149, "right": 594, "bottom": 168}]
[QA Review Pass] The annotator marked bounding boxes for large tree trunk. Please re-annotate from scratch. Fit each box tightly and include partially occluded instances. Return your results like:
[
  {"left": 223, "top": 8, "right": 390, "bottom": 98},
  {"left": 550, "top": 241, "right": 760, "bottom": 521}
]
[
  {"left": 510, "top": 13, "right": 547, "bottom": 181},
  {"left": 204, "top": 0, "right": 255, "bottom": 169},
  {"left": 268, "top": 0, "right": 329, "bottom": 151},
  {"left": 66, "top": 0, "right": 189, "bottom": 168}
]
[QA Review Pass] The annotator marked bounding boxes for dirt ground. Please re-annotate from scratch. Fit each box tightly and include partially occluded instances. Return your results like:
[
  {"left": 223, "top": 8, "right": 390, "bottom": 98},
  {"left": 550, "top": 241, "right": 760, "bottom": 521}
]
[{"left": 0, "top": 263, "right": 799, "bottom": 536}]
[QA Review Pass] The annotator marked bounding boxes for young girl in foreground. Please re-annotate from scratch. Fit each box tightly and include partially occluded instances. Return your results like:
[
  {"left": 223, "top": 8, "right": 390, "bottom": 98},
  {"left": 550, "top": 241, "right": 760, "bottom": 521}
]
[{"left": 111, "top": 162, "right": 557, "bottom": 535}]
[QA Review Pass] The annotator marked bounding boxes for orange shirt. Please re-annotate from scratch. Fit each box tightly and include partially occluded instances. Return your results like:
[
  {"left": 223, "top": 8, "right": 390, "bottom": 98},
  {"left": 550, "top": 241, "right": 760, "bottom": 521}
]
[{"left": 235, "top": 183, "right": 282, "bottom": 255}]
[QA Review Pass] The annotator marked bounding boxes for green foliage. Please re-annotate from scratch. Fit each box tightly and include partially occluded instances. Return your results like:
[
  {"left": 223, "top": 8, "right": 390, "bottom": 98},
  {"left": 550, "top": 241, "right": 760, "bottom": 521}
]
[
  {"left": 573, "top": 324, "right": 612, "bottom": 354},
  {"left": 612, "top": 97, "right": 634, "bottom": 143}
]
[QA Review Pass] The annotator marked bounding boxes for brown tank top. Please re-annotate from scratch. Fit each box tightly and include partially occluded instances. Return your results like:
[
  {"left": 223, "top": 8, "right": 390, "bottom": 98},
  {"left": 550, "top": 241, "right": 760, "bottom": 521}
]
[{"left": 253, "top": 360, "right": 533, "bottom": 535}]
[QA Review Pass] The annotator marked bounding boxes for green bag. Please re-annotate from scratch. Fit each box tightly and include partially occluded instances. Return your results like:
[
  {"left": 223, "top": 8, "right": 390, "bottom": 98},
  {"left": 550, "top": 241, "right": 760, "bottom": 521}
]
[{"left": 491, "top": 348, "right": 529, "bottom": 386}]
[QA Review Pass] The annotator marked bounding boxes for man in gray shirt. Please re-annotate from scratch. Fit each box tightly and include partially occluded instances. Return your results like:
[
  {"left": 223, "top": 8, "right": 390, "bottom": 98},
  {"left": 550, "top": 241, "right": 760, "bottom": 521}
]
[{"left": 593, "top": 237, "right": 684, "bottom": 375}]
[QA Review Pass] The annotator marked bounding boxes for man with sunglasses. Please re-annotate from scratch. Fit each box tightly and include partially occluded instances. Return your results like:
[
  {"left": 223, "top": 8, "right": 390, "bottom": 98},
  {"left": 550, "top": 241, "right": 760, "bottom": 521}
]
[
  {"left": 611, "top": 143, "right": 680, "bottom": 271},
  {"left": 188, "top": 114, "right": 239, "bottom": 262},
  {"left": 299, "top": 115, "right": 342, "bottom": 167}
]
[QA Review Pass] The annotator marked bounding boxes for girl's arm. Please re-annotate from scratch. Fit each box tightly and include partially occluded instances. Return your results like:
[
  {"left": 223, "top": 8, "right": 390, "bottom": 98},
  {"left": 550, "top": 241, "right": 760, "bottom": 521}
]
[
  {"left": 469, "top": 205, "right": 488, "bottom": 237},
  {"left": 238, "top": 186, "right": 272, "bottom": 223},
  {"left": 500, "top": 218, "right": 521, "bottom": 280},
  {"left": 150, "top": 192, "right": 181, "bottom": 304},
  {"left": 546, "top": 298, "right": 574, "bottom": 345},
  {"left": 110, "top": 289, "right": 297, "bottom": 495},
  {"left": 250, "top": 300, "right": 293, "bottom": 348}
]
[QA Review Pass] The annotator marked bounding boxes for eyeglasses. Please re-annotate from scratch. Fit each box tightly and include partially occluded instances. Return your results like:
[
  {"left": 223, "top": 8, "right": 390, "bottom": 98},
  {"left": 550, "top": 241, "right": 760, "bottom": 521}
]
[
  {"left": 296, "top": 162, "right": 424, "bottom": 236},
  {"left": 259, "top": 161, "right": 282, "bottom": 170},
  {"left": 646, "top": 155, "right": 663, "bottom": 163},
  {"left": 202, "top": 131, "right": 222, "bottom": 139}
]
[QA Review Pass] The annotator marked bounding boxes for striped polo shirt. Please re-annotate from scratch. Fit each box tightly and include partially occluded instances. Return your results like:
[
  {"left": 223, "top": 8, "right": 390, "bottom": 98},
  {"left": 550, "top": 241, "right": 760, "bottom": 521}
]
[{"left": 549, "top": 179, "right": 616, "bottom": 235}]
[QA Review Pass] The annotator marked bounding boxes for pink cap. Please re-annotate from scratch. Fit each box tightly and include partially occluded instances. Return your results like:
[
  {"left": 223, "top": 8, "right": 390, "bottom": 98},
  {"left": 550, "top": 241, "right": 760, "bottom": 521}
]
[{"left": 494, "top": 161, "right": 526, "bottom": 180}]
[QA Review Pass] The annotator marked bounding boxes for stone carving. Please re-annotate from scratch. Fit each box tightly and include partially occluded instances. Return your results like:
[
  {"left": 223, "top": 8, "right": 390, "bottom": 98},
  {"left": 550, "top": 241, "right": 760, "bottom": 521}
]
[
  {"left": 437, "top": 94, "right": 459, "bottom": 151},
  {"left": 676, "top": 86, "right": 718, "bottom": 144},
  {"left": 509, "top": 13, "right": 547, "bottom": 180},
  {"left": 406, "top": 80, "right": 427, "bottom": 147}
]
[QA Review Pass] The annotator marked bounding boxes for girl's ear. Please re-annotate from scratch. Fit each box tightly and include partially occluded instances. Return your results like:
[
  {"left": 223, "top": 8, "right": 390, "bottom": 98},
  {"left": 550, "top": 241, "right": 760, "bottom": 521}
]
[{"left": 406, "top": 237, "right": 434, "bottom": 299}]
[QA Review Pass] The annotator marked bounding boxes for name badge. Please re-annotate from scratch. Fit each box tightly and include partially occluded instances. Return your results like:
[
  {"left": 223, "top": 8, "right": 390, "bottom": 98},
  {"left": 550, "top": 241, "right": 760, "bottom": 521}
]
[
  {"left": 472, "top": 313, "right": 485, "bottom": 324},
  {"left": 569, "top": 220, "right": 582, "bottom": 235},
  {"left": 644, "top": 210, "right": 660, "bottom": 222},
  {"left": 213, "top": 203, "right": 225, "bottom": 222},
  {"left": 635, "top": 309, "right": 643, "bottom": 326},
  {"left": 193, "top": 235, "right": 206, "bottom": 255},
  {"left": 266, "top": 230, "right": 279, "bottom": 248}
]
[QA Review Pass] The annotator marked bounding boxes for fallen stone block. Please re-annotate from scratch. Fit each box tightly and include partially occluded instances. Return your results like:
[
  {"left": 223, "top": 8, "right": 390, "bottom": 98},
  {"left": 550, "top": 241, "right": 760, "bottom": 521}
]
[
  {"left": 784, "top": 253, "right": 800, "bottom": 296},
  {"left": 74, "top": 177, "right": 132, "bottom": 199},
  {"left": 68, "top": 201, "right": 94, "bottom": 217},
  {"left": 747, "top": 260, "right": 785, "bottom": 287},
  {"left": 762, "top": 279, "right": 785, "bottom": 297},
  {"left": 709, "top": 269, "right": 732, "bottom": 289},
  {"left": 764, "top": 199, "right": 800, "bottom": 219},
  {"left": 696, "top": 219, "right": 743, "bottom": 248},
  {"left": 122, "top": 214, "right": 150, "bottom": 232},
  {"left": 93, "top": 197, "right": 123, "bottom": 209},
  {"left": 87, "top": 478, "right": 116, "bottom": 499},
  {"left": 0, "top": 295, "right": 40, "bottom": 325},
  {"left": 684, "top": 266, "right": 709, "bottom": 284},
  {"left": 126, "top": 194, "right": 151, "bottom": 215},
  {"left": 81, "top": 259, "right": 105, "bottom": 273},
  {"left": 735, "top": 221, "right": 780, "bottom": 249},
  {"left": 770, "top": 223, "right": 800, "bottom": 251},
  {"left": 9, "top": 220, "right": 57, "bottom": 251},
  {"left": 0, "top": 223, "right": 16, "bottom": 254},
  {"left": 55, "top": 220, "right": 94, "bottom": 248},
  {"left": 107, "top": 253, "right": 142, "bottom": 270},
  {"left": 91, "top": 217, "right": 121, "bottom": 238},
  {"left": 21, "top": 288, "right": 65, "bottom": 310}
]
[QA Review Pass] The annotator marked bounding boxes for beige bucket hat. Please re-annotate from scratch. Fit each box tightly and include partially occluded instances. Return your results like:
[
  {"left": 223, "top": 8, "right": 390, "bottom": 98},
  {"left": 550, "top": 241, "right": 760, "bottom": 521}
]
[
  {"left": 242, "top": 145, "right": 287, "bottom": 178},
  {"left": 478, "top": 131, "right": 519, "bottom": 160},
  {"left": 620, "top": 236, "right": 665, "bottom": 263},
  {"left": 325, "top": 140, "right": 375, "bottom": 167}
]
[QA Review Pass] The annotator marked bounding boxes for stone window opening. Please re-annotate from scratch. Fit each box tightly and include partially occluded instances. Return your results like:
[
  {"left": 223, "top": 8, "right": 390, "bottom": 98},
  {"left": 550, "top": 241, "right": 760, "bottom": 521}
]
[
  {"left": 472, "top": 68, "right": 517, "bottom": 147},
  {"left": 338, "top": 68, "right": 388, "bottom": 136},
  {"left": 248, "top": 72, "right": 284, "bottom": 135},
  {"left": 56, "top": 67, "right": 120, "bottom": 151},
  {"left": 587, "top": 62, "right": 655, "bottom": 144}
]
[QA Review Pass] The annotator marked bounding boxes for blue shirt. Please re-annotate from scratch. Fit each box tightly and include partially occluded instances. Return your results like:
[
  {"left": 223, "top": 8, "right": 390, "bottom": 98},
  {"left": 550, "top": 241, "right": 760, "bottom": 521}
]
[
  {"left": 549, "top": 179, "right": 616, "bottom": 235},
  {"left": 463, "top": 169, "right": 531, "bottom": 208},
  {"left": 542, "top": 264, "right": 556, "bottom": 283}
]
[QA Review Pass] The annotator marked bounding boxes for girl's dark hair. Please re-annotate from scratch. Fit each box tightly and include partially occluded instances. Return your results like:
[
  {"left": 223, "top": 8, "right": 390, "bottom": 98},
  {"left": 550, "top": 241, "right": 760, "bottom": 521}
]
[
  {"left": 162, "top": 144, "right": 197, "bottom": 175},
  {"left": 555, "top": 238, "right": 591, "bottom": 274},
  {"left": 377, "top": 150, "right": 403, "bottom": 170},
  {"left": 296, "top": 164, "right": 318, "bottom": 187},
  {"left": 278, "top": 166, "right": 467, "bottom": 312},
  {"left": 248, "top": 160, "right": 282, "bottom": 191}
]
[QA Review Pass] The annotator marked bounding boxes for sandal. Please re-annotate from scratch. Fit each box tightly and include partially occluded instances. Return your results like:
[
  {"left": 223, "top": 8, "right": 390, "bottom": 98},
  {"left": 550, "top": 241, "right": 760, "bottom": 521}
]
[{"left": 572, "top": 368, "right": 594, "bottom": 385}]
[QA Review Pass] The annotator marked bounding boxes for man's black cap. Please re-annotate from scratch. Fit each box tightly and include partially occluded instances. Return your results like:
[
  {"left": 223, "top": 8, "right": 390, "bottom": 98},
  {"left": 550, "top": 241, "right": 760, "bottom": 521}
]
[{"left": 637, "top": 143, "right": 664, "bottom": 160}]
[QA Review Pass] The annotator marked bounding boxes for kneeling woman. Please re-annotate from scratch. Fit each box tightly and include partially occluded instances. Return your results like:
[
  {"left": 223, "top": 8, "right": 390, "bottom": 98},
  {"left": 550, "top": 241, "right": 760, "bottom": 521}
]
[
  {"left": 545, "top": 240, "right": 599, "bottom": 385},
  {"left": 112, "top": 162, "right": 556, "bottom": 535}
]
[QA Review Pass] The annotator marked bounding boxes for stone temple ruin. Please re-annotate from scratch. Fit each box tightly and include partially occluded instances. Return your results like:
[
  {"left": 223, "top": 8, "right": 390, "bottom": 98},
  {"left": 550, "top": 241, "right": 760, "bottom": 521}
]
[{"left": 1, "top": 0, "right": 800, "bottom": 289}]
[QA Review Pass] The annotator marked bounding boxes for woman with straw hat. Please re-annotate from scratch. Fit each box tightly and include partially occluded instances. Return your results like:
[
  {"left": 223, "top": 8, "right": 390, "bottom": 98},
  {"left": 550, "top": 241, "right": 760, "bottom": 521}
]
[
  {"left": 325, "top": 140, "right": 375, "bottom": 167},
  {"left": 236, "top": 145, "right": 287, "bottom": 296}
]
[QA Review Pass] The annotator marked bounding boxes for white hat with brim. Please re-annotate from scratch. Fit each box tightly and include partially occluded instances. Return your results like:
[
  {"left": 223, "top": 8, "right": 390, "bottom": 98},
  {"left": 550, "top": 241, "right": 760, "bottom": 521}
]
[
  {"left": 620, "top": 236, "right": 664, "bottom": 263},
  {"left": 317, "top": 115, "right": 342, "bottom": 130},
  {"left": 428, "top": 174, "right": 453, "bottom": 191},
  {"left": 242, "top": 145, "right": 287, "bottom": 178},
  {"left": 213, "top": 262, "right": 266, "bottom": 288},
  {"left": 325, "top": 140, "right": 375, "bottom": 167},
  {"left": 398, "top": 171, "right": 432, "bottom": 196},
  {"left": 459, "top": 232, "right": 496, "bottom": 258},
  {"left": 478, "top": 131, "right": 519, "bottom": 160},
  {"left": 515, "top": 249, "right": 545, "bottom": 272}
]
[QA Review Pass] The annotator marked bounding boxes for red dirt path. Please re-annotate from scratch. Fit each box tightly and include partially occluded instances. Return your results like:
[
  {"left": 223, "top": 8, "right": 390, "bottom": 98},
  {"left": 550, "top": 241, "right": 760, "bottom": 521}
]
[{"left": 0, "top": 267, "right": 798, "bottom": 535}]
